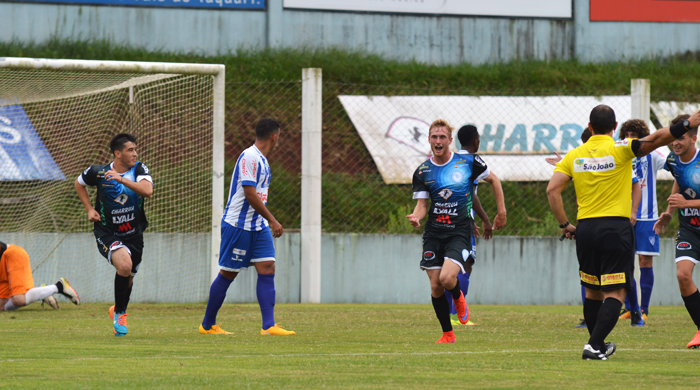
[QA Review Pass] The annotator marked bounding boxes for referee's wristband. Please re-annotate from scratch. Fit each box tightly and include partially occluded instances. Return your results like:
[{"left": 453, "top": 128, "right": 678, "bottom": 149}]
[
  {"left": 670, "top": 121, "right": 690, "bottom": 139},
  {"left": 559, "top": 221, "right": 569, "bottom": 229}
]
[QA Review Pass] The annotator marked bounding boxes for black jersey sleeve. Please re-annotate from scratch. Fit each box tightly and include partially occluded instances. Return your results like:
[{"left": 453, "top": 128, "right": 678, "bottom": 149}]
[
  {"left": 470, "top": 154, "right": 489, "bottom": 182},
  {"left": 80, "top": 165, "right": 101, "bottom": 186},
  {"left": 412, "top": 165, "right": 429, "bottom": 198},
  {"left": 134, "top": 162, "right": 153, "bottom": 183}
]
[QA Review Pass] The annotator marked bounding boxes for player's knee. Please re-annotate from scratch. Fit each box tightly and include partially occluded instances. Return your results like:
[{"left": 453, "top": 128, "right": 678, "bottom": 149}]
[
  {"left": 11, "top": 295, "right": 27, "bottom": 307},
  {"left": 438, "top": 274, "right": 455, "bottom": 290},
  {"left": 639, "top": 256, "right": 653, "bottom": 268},
  {"left": 677, "top": 269, "right": 693, "bottom": 286}
]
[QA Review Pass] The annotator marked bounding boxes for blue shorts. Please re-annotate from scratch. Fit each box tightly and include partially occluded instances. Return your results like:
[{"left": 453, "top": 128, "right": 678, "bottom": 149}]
[
  {"left": 469, "top": 235, "right": 477, "bottom": 264},
  {"left": 634, "top": 220, "right": 659, "bottom": 256},
  {"left": 219, "top": 221, "right": 275, "bottom": 272}
]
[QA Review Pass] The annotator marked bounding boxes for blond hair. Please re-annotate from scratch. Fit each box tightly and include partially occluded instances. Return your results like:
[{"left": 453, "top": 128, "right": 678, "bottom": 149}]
[{"left": 428, "top": 119, "right": 454, "bottom": 135}]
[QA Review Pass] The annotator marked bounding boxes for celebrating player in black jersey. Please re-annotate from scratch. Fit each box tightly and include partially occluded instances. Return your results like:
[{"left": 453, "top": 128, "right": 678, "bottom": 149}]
[
  {"left": 75, "top": 133, "right": 153, "bottom": 337},
  {"left": 407, "top": 119, "right": 492, "bottom": 343}
]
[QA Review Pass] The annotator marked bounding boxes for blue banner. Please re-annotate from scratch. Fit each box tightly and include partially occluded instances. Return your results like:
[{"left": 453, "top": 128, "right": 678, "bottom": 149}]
[
  {"left": 0, "top": 105, "right": 66, "bottom": 181},
  {"left": 10, "top": 0, "right": 265, "bottom": 9}
]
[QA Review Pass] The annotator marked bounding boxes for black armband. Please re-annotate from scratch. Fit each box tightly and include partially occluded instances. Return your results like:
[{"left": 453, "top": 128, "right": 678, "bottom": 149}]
[
  {"left": 670, "top": 121, "right": 689, "bottom": 139},
  {"left": 631, "top": 139, "right": 641, "bottom": 156},
  {"left": 559, "top": 221, "right": 569, "bottom": 229}
]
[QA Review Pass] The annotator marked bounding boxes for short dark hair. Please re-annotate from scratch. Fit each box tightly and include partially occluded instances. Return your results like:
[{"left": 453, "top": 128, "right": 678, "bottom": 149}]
[
  {"left": 581, "top": 129, "right": 592, "bottom": 143},
  {"left": 672, "top": 114, "right": 697, "bottom": 136},
  {"left": 457, "top": 125, "right": 479, "bottom": 148},
  {"left": 255, "top": 118, "right": 280, "bottom": 140},
  {"left": 589, "top": 105, "right": 616, "bottom": 134},
  {"left": 619, "top": 119, "right": 650, "bottom": 140},
  {"left": 110, "top": 133, "right": 137, "bottom": 154}
]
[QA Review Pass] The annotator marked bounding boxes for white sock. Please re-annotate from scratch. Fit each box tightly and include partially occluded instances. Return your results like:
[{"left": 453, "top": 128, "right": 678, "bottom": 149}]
[
  {"left": 4, "top": 300, "right": 17, "bottom": 311},
  {"left": 25, "top": 285, "right": 59, "bottom": 305}
]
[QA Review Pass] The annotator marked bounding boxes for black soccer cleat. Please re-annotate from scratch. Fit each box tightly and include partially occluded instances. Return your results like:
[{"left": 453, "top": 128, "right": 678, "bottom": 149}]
[
  {"left": 604, "top": 342, "right": 616, "bottom": 358},
  {"left": 582, "top": 344, "right": 607, "bottom": 360}
]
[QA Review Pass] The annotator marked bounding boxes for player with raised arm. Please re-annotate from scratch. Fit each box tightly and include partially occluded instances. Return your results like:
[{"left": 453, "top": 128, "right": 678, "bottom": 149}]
[
  {"left": 0, "top": 241, "right": 79, "bottom": 311},
  {"left": 618, "top": 119, "right": 665, "bottom": 326},
  {"left": 75, "top": 133, "right": 153, "bottom": 337},
  {"left": 199, "top": 118, "right": 295, "bottom": 336},
  {"left": 407, "top": 119, "right": 493, "bottom": 343},
  {"left": 653, "top": 114, "right": 700, "bottom": 348},
  {"left": 443, "top": 125, "right": 507, "bottom": 327}
]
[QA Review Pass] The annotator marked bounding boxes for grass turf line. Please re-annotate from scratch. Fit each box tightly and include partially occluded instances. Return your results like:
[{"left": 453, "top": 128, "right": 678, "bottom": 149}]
[{"left": 0, "top": 303, "right": 698, "bottom": 389}]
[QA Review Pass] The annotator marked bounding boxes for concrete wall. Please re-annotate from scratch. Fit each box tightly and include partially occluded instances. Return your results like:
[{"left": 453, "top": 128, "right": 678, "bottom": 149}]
[
  {"left": 2, "top": 0, "right": 700, "bottom": 65},
  {"left": 3, "top": 232, "right": 698, "bottom": 306}
]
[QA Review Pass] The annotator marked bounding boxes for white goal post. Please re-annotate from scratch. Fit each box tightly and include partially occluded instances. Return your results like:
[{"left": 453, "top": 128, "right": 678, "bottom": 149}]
[{"left": 0, "top": 57, "right": 225, "bottom": 302}]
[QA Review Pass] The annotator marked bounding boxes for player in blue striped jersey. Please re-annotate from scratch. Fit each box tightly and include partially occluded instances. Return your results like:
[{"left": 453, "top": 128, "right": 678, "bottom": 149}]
[
  {"left": 200, "top": 118, "right": 295, "bottom": 336},
  {"left": 618, "top": 119, "right": 666, "bottom": 325}
]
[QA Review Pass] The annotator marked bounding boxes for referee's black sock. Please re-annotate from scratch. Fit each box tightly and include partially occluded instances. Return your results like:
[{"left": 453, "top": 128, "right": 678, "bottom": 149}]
[
  {"left": 588, "top": 297, "right": 622, "bottom": 352},
  {"left": 431, "top": 294, "right": 453, "bottom": 333},
  {"left": 447, "top": 279, "right": 462, "bottom": 301},
  {"left": 583, "top": 298, "right": 603, "bottom": 337},
  {"left": 682, "top": 289, "right": 700, "bottom": 330},
  {"left": 114, "top": 274, "right": 130, "bottom": 314}
]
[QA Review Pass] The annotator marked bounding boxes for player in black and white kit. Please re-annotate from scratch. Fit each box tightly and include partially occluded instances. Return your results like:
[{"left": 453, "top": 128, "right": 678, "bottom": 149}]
[
  {"left": 407, "top": 119, "right": 491, "bottom": 343},
  {"left": 75, "top": 133, "right": 153, "bottom": 337}
]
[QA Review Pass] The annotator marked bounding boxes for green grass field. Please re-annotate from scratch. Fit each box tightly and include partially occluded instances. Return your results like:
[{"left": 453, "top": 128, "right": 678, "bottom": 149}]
[{"left": 1, "top": 303, "right": 699, "bottom": 389}]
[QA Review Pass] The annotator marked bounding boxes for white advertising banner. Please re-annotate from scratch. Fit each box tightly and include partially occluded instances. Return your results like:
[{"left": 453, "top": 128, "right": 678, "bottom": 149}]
[
  {"left": 338, "top": 95, "right": 668, "bottom": 184},
  {"left": 283, "top": 0, "right": 572, "bottom": 18}
]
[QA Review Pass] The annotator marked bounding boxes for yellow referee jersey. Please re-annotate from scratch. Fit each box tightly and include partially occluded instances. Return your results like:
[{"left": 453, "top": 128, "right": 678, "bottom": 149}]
[{"left": 554, "top": 134, "right": 636, "bottom": 220}]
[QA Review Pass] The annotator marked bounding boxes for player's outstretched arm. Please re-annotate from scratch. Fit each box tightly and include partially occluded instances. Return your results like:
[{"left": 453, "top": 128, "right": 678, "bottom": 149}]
[
  {"left": 545, "top": 152, "right": 563, "bottom": 167},
  {"left": 482, "top": 172, "right": 507, "bottom": 230},
  {"left": 74, "top": 178, "right": 100, "bottom": 222},
  {"left": 636, "top": 109, "right": 700, "bottom": 157},
  {"left": 243, "top": 185, "right": 283, "bottom": 238},
  {"left": 406, "top": 199, "right": 428, "bottom": 228},
  {"left": 472, "top": 193, "right": 492, "bottom": 240}
]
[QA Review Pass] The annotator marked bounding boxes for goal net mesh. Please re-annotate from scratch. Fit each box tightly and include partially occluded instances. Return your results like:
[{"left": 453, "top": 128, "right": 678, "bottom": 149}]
[{"left": 0, "top": 67, "right": 214, "bottom": 303}]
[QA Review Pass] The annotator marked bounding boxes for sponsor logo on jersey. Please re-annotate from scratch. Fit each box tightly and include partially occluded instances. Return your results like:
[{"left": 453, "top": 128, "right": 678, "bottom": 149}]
[
  {"left": 433, "top": 207, "right": 458, "bottom": 216},
  {"left": 241, "top": 158, "right": 247, "bottom": 176},
  {"left": 112, "top": 206, "right": 135, "bottom": 215},
  {"left": 141, "top": 164, "right": 149, "bottom": 174},
  {"left": 233, "top": 248, "right": 246, "bottom": 255},
  {"left": 677, "top": 241, "right": 692, "bottom": 250},
  {"left": 573, "top": 155, "right": 616, "bottom": 172},
  {"left": 601, "top": 272, "right": 626, "bottom": 285},
  {"left": 614, "top": 139, "right": 630, "bottom": 147},
  {"left": 579, "top": 271, "right": 600, "bottom": 285},
  {"left": 682, "top": 208, "right": 700, "bottom": 216},
  {"left": 423, "top": 251, "right": 435, "bottom": 260},
  {"left": 419, "top": 164, "right": 429, "bottom": 170},
  {"left": 424, "top": 180, "right": 435, "bottom": 185},
  {"left": 257, "top": 192, "right": 268, "bottom": 202},
  {"left": 112, "top": 213, "right": 135, "bottom": 224},
  {"left": 114, "top": 193, "right": 129, "bottom": 205},
  {"left": 117, "top": 223, "right": 133, "bottom": 233},
  {"left": 474, "top": 155, "right": 485, "bottom": 165},
  {"left": 438, "top": 188, "right": 453, "bottom": 199}
]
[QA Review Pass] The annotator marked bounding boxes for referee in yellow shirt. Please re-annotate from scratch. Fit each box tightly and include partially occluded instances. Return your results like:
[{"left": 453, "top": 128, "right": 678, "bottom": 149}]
[{"left": 547, "top": 104, "right": 700, "bottom": 360}]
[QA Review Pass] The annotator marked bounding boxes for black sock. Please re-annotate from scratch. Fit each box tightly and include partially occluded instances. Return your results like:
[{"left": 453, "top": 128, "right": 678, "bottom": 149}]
[
  {"left": 583, "top": 298, "right": 603, "bottom": 337},
  {"left": 432, "top": 294, "right": 452, "bottom": 333},
  {"left": 114, "top": 274, "right": 130, "bottom": 313},
  {"left": 588, "top": 298, "right": 622, "bottom": 352},
  {"left": 55, "top": 281, "right": 64, "bottom": 294},
  {"left": 682, "top": 289, "right": 700, "bottom": 329},
  {"left": 447, "top": 279, "right": 462, "bottom": 301},
  {"left": 124, "top": 283, "right": 133, "bottom": 312}
]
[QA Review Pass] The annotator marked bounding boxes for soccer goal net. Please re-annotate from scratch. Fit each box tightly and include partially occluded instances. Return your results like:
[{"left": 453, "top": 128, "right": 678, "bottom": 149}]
[{"left": 0, "top": 58, "right": 224, "bottom": 304}]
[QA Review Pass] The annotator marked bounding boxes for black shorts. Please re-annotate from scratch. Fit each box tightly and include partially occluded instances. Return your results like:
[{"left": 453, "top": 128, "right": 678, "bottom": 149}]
[
  {"left": 576, "top": 217, "right": 634, "bottom": 291},
  {"left": 95, "top": 233, "right": 144, "bottom": 275},
  {"left": 421, "top": 226, "right": 473, "bottom": 273},
  {"left": 675, "top": 228, "right": 700, "bottom": 263}
]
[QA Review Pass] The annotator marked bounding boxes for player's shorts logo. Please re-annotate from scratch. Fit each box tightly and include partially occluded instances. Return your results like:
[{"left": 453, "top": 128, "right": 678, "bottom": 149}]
[
  {"left": 114, "top": 194, "right": 129, "bottom": 205},
  {"left": 677, "top": 242, "right": 692, "bottom": 250},
  {"left": 438, "top": 189, "right": 453, "bottom": 200},
  {"left": 648, "top": 236, "right": 656, "bottom": 246},
  {"left": 110, "top": 241, "right": 123, "bottom": 250},
  {"left": 423, "top": 251, "right": 435, "bottom": 260}
]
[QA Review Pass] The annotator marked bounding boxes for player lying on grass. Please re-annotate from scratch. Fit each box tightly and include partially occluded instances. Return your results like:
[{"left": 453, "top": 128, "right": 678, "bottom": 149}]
[{"left": 0, "top": 241, "right": 80, "bottom": 311}]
